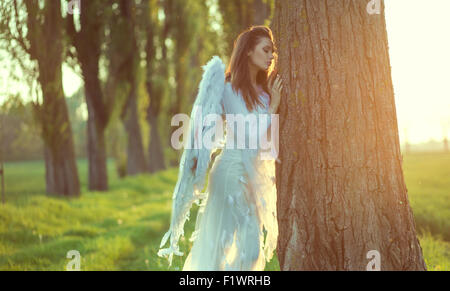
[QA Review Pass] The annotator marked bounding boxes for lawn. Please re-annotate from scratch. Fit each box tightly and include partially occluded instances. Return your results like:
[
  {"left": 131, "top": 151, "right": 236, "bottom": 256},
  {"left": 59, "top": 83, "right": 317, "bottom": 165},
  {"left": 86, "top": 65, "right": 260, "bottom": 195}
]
[{"left": 0, "top": 153, "right": 449, "bottom": 271}]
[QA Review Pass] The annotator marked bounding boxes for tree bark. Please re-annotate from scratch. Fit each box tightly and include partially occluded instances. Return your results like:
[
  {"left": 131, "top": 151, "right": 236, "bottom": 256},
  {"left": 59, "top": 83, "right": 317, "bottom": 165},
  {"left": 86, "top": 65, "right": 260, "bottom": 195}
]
[
  {"left": 271, "top": 0, "right": 426, "bottom": 270},
  {"left": 24, "top": 0, "right": 80, "bottom": 196}
]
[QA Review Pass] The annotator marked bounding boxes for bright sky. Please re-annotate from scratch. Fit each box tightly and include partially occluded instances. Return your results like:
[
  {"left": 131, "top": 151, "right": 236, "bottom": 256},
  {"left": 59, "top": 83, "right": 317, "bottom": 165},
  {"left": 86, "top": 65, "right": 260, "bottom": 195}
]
[
  {"left": 385, "top": 0, "right": 450, "bottom": 144},
  {"left": 1, "top": 0, "right": 449, "bottom": 144}
]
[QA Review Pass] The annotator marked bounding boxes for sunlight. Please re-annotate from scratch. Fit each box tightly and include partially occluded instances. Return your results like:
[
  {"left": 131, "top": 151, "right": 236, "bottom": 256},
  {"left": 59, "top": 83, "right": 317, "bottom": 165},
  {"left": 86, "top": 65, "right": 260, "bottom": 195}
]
[{"left": 385, "top": 0, "right": 450, "bottom": 144}]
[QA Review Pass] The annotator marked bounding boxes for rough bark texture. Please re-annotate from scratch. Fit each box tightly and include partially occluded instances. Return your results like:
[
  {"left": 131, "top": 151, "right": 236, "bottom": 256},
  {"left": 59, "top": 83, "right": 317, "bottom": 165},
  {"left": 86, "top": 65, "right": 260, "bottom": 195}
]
[
  {"left": 271, "top": 0, "right": 426, "bottom": 270},
  {"left": 24, "top": 0, "right": 80, "bottom": 196}
]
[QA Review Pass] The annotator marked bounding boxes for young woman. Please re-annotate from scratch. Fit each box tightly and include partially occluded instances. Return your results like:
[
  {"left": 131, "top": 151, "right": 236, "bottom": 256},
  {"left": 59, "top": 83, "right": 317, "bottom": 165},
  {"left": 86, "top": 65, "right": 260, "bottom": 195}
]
[{"left": 158, "top": 25, "right": 283, "bottom": 271}]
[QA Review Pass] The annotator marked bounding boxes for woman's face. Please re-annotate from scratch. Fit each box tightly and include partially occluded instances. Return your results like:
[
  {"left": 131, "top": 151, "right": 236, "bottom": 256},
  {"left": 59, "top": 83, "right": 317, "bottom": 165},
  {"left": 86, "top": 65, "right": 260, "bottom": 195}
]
[{"left": 247, "top": 37, "right": 275, "bottom": 71}]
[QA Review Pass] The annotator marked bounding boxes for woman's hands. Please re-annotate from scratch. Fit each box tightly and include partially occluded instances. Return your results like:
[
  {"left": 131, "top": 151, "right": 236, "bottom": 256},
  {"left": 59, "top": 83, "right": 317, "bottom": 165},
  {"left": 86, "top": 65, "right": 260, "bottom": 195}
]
[{"left": 268, "top": 74, "right": 283, "bottom": 113}]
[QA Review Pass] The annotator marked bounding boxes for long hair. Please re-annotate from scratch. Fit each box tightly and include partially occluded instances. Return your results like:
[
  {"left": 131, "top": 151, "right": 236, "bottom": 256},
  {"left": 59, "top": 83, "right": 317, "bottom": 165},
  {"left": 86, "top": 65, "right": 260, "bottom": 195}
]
[{"left": 225, "top": 26, "right": 278, "bottom": 112}]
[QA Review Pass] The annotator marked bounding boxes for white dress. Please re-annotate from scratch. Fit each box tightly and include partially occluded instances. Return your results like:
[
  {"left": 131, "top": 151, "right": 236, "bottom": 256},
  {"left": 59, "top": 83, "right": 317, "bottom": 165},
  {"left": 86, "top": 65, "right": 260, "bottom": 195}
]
[{"left": 157, "top": 56, "right": 279, "bottom": 271}]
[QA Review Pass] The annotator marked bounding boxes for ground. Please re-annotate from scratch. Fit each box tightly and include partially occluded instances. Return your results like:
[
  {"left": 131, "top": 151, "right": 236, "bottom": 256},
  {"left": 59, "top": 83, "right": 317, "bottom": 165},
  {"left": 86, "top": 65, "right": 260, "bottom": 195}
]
[{"left": 0, "top": 153, "right": 449, "bottom": 270}]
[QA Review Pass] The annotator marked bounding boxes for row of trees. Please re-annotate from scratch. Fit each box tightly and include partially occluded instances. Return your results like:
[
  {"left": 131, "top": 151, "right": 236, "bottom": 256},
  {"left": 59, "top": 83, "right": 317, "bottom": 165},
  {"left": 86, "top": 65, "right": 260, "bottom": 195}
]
[{"left": 0, "top": 0, "right": 273, "bottom": 196}]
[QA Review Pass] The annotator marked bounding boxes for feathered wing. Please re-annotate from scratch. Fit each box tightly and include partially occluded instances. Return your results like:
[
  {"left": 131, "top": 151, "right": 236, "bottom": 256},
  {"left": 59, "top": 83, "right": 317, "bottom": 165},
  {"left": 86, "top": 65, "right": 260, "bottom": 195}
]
[{"left": 157, "top": 56, "right": 226, "bottom": 267}]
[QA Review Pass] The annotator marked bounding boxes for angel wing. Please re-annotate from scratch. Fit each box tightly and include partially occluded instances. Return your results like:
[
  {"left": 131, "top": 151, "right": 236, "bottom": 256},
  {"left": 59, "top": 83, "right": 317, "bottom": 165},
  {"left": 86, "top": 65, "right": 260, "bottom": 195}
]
[{"left": 157, "top": 55, "right": 226, "bottom": 267}]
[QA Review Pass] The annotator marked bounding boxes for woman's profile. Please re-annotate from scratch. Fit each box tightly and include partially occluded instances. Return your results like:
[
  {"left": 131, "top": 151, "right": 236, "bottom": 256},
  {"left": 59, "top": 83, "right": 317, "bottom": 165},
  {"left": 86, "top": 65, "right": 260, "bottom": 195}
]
[{"left": 157, "top": 25, "right": 284, "bottom": 271}]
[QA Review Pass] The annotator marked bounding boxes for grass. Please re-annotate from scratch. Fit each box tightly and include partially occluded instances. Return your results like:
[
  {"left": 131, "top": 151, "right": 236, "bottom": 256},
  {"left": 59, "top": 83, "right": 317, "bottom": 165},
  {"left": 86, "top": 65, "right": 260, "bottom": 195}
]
[
  {"left": 0, "top": 153, "right": 449, "bottom": 270},
  {"left": 403, "top": 152, "right": 450, "bottom": 242}
]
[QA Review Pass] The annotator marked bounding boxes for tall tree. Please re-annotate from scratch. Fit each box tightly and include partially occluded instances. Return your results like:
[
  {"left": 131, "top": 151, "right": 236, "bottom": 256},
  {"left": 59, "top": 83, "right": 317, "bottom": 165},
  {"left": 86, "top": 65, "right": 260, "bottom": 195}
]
[
  {"left": 66, "top": 0, "right": 111, "bottom": 190},
  {"left": 271, "top": 0, "right": 426, "bottom": 270},
  {"left": 143, "top": 0, "right": 166, "bottom": 173},
  {"left": 117, "top": 0, "right": 148, "bottom": 175},
  {"left": 1, "top": 0, "right": 81, "bottom": 196},
  {"left": 166, "top": 0, "right": 201, "bottom": 167}
]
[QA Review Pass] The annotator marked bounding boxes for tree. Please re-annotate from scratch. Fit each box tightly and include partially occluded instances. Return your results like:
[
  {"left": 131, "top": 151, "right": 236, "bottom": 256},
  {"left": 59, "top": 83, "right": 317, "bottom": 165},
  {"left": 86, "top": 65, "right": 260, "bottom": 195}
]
[
  {"left": 271, "top": 0, "right": 426, "bottom": 270},
  {"left": 0, "top": 95, "right": 44, "bottom": 161},
  {"left": 116, "top": 0, "right": 148, "bottom": 175},
  {"left": 0, "top": 0, "right": 80, "bottom": 196},
  {"left": 218, "top": 0, "right": 273, "bottom": 56},
  {"left": 66, "top": 0, "right": 112, "bottom": 190},
  {"left": 143, "top": 0, "right": 166, "bottom": 173}
]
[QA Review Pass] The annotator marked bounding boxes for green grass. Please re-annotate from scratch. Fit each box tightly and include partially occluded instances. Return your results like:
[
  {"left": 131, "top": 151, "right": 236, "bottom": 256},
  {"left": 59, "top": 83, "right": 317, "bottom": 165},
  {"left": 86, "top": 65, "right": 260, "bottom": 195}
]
[
  {"left": 403, "top": 152, "right": 450, "bottom": 242},
  {"left": 0, "top": 153, "right": 449, "bottom": 270}
]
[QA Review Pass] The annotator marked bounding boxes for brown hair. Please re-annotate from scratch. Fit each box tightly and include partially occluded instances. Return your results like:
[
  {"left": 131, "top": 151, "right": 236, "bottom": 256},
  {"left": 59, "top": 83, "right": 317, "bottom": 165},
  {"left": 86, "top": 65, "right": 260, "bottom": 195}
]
[{"left": 225, "top": 25, "right": 278, "bottom": 112}]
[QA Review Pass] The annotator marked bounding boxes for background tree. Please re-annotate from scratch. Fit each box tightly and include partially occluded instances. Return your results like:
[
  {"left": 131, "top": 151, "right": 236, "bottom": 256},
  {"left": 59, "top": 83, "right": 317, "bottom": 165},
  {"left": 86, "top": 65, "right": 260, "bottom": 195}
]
[
  {"left": 0, "top": 95, "right": 43, "bottom": 161},
  {"left": 143, "top": 0, "right": 166, "bottom": 173},
  {"left": 0, "top": 0, "right": 80, "bottom": 196},
  {"left": 66, "top": 0, "right": 113, "bottom": 190},
  {"left": 271, "top": 0, "right": 426, "bottom": 270},
  {"left": 218, "top": 0, "right": 273, "bottom": 56},
  {"left": 116, "top": 0, "right": 148, "bottom": 175}
]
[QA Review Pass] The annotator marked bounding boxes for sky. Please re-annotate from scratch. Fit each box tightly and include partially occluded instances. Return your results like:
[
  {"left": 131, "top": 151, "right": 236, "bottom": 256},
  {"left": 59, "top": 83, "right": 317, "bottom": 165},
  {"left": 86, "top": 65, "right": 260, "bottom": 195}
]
[
  {"left": 384, "top": 0, "right": 450, "bottom": 144},
  {"left": 1, "top": 0, "right": 449, "bottom": 145}
]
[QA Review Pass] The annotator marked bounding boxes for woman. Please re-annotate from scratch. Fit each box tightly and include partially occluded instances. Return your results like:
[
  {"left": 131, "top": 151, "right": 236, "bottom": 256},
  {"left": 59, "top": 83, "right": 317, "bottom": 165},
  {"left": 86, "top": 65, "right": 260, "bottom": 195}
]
[{"left": 157, "top": 25, "right": 283, "bottom": 271}]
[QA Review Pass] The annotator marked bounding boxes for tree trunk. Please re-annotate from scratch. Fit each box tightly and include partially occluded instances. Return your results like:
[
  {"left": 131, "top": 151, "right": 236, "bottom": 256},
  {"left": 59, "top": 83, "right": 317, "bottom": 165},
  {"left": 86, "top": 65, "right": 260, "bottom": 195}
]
[
  {"left": 143, "top": 1, "right": 166, "bottom": 173},
  {"left": 86, "top": 106, "right": 108, "bottom": 191},
  {"left": 83, "top": 66, "right": 108, "bottom": 191},
  {"left": 253, "top": 0, "right": 272, "bottom": 25},
  {"left": 147, "top": 111, "right": 166, "bottom": 173},
  {"left": 122, "top": 85, "right": 148, "bottom": 175},
  {"left": 66, "top": 0, "right": 109, "bottom": 191},
  {"left": 117, "top": 0, "right": 148, "bottom": 175},
  {"left": 44, "top": 140, "right": 79, "bottom": 197},
  {"left": 24, "top": 0, "right": 80, "bottom": 196},
  {"left": 271, "top": 0, "right": 426, "bottom": 270}
]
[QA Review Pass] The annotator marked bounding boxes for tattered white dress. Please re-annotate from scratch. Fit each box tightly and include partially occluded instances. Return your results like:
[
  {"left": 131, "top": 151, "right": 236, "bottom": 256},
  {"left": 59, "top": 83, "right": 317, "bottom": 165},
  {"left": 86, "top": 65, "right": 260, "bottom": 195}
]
[{"left": 157, "top": 56, "right": 279, "bottom": 271}]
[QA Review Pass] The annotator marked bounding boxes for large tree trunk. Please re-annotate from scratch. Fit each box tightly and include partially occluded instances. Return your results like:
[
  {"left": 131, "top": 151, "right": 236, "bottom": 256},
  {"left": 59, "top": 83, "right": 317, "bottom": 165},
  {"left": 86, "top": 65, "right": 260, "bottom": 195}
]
[
  {"left": 24, "top": 0, "right": 80, "bottom": 196},
  {"left": 271, "top": 0, "right": 426, "bottom": 270}
]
